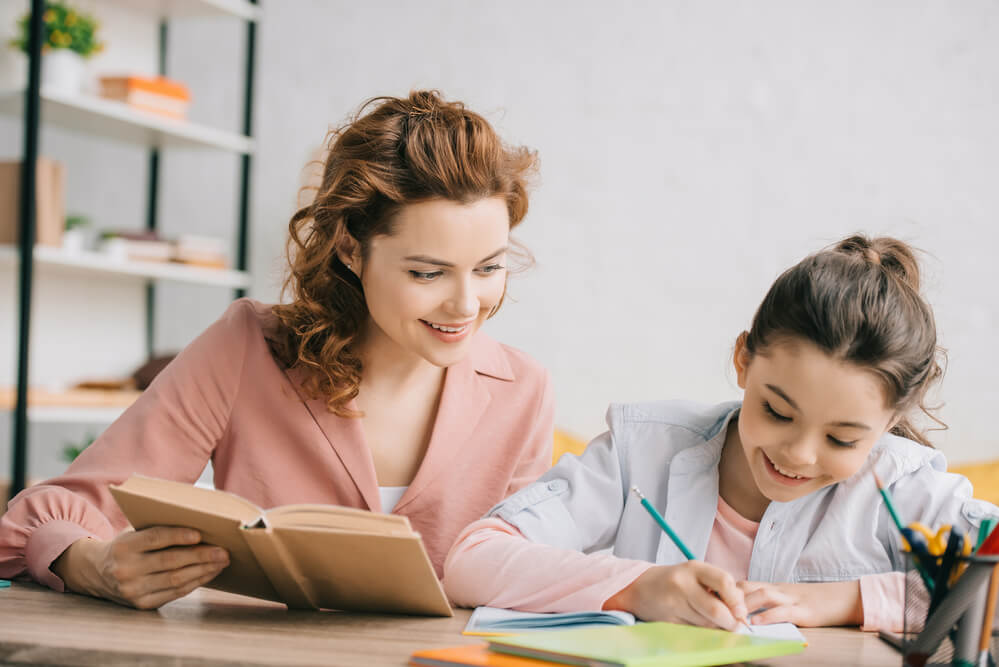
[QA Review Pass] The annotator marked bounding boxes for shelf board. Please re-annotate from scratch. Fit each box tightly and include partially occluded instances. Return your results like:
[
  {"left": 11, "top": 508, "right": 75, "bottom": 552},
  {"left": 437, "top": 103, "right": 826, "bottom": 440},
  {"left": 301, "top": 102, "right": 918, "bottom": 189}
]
[
  {"left": 98, "top": 0, "right": 260, "bottom": 21},
  {"left": 0, "top": 88, "right": 255, "bottom": 154},
  {"left": 0, "top": 387, "right": 138, "bottom": 424},
  {"left": 0, "top": 245, "right": 252, "bottom": 288}
]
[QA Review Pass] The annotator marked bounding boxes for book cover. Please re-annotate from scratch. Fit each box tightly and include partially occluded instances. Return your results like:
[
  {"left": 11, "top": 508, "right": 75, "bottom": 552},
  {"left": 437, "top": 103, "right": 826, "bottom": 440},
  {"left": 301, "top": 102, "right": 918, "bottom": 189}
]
[
  {"left": 109, "top": 475, "right": 451, "bottom": 616},
  {"left": 488, "top": 622, "right": 805, "bottom": 667},
  {"left": 411, "top": 644, "right": 564, "bottom": 666}
]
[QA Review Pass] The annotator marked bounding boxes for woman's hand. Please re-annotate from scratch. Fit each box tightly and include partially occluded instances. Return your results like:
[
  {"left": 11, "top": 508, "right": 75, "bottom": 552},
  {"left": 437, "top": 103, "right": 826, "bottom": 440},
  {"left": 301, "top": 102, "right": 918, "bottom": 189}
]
[
  {"left": 738, "top": 580, "right": 863, "bottom": 627},
  {"left": 603, "top": 562, "right": 748, "bottom": 630},
  {"left": 51, "top": 527, "right": 230, "bottom": 610}
]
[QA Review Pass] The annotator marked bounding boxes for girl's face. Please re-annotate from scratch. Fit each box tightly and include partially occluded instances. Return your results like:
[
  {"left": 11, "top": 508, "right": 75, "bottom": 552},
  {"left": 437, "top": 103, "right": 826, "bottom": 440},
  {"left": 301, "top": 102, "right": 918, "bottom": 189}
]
[
  {"left": 350, "top": 197, "right": 510, "bottom": 369},
  {"left": 734, "top": 336, "right": 898, "bottom": 504}
]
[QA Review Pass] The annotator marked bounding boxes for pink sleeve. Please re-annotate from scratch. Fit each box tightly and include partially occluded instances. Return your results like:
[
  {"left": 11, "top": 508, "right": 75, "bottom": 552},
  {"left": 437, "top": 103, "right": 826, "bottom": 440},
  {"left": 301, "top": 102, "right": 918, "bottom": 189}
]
[
  {"left": 0, "top": 301, "right": 252, "bottom": 591},
  {"left": 859, "top": 572, "right": 906, "bottom": 632},
  {"left": 504, "top": 370, "right": 555, "bottom": 496},
  {"left": 443, "top": 517, "right": 653, "bottom": 612}
]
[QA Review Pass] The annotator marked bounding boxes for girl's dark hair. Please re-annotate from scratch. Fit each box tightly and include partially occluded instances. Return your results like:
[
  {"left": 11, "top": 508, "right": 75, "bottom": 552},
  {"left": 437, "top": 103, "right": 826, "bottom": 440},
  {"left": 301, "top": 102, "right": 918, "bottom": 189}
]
[
  {"left": 270, "top": 90, "right": 537, "bottom": 417},
  {"left": 743, "top": 234, "right": 946, "bottom": 447}
]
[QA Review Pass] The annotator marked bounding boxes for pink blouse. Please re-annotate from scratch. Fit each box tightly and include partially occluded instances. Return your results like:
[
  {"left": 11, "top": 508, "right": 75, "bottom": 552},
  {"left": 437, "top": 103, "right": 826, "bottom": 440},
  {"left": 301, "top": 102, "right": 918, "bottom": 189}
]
[{"left": 0, "top": 299, "right": 555, "bottom": 590}]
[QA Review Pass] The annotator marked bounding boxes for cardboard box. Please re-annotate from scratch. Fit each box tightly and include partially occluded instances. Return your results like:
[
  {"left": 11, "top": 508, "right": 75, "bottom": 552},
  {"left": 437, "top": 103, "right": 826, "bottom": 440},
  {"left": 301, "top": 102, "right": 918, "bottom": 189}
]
[{"left": 0, "top": 158, "right": 66, "bottom": 248}]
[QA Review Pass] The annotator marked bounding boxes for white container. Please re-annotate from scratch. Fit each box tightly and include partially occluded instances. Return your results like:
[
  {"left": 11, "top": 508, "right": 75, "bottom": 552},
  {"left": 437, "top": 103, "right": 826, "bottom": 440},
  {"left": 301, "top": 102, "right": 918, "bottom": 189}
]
[{"left": 42, "top": 50, "right": 86, "bottom": 95}]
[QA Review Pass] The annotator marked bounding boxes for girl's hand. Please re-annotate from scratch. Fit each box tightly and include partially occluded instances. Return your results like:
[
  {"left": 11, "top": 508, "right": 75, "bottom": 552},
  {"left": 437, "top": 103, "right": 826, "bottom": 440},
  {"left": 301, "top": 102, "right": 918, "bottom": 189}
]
[
  {"left": 604, "top": 562, "right": 748, "bottom": 630},
  {"left": 52, "top": 527, "right": 230, "bottom": 610},
  {"left": 738, "top": 580, "right": 863, "bottom": 627}
]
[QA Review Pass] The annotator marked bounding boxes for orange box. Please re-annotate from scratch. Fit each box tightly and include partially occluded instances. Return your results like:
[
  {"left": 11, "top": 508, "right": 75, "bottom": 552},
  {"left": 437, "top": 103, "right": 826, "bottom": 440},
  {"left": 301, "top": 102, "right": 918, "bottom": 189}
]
[
  {"left": 0, "top": 158, "right": 66, "bottom": 247},
  {"left": 99, "top": 75, "right": 191, "bottom": 119}
]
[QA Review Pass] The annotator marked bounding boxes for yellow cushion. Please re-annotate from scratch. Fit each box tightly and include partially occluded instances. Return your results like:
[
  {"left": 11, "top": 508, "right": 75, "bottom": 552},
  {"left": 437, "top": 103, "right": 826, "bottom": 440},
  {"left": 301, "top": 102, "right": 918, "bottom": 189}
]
[
  {"left": 553, "top": 429, "right": 587, "bottom": 465},
  {"left": 950, "top": 460, "right": 999, "bottom": 506}
]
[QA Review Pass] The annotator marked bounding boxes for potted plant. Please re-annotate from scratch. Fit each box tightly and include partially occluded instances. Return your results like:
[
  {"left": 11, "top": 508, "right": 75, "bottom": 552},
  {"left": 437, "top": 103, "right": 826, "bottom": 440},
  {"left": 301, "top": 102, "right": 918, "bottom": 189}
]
[{"left": 9, "top": 2, "right": 103, "bottom": 95}]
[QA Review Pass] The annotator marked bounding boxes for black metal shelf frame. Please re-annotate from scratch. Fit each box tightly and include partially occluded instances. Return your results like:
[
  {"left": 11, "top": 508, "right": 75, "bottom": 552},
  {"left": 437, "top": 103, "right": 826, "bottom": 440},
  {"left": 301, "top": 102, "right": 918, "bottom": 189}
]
[{"left": 9, "top": 0, "right": 258, "bottom": 499}]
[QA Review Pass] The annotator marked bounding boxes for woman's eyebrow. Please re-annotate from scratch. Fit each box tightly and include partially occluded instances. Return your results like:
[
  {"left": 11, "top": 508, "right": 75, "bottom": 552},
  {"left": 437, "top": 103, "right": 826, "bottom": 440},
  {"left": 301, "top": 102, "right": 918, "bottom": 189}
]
[{"left": 403, "top": 246, "right": 508, "bottom": 267}]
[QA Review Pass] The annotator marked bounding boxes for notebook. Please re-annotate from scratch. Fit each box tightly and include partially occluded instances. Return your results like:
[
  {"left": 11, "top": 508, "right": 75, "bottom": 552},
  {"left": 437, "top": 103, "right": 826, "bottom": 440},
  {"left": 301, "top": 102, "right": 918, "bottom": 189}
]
[
  {"left": 464, "top": 607, "right": 806, "bottom": 644},
  {"left": 464, "top": 607, "right": 636, "bottom": 636},
  {"left": 488, "top": 621, "right": 806, "bottom": 667}
]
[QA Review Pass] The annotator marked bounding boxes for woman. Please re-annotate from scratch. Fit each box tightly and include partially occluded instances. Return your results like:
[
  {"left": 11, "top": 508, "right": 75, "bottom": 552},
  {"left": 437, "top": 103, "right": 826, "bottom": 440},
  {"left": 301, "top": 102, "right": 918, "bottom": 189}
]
[{"left": 0, "top": 90, "right": 553, "bottom": 609}]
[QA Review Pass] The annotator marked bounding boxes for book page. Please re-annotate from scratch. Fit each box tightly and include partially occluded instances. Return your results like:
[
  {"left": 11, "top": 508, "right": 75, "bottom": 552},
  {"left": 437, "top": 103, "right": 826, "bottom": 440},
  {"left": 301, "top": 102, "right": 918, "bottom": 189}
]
[
  {"left": 264, "top": 504, "right": 413, "bottom": 535},
  {"left": 111, "top": 475, "right": 263, "bottom": 525}
]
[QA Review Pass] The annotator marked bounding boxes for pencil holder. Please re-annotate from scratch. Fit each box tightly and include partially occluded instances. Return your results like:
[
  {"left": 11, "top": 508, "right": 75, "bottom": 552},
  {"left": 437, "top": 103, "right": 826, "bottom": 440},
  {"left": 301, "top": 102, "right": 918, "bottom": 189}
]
[{"left": 900, "top": 552, "right": 999, "bottom": 667}]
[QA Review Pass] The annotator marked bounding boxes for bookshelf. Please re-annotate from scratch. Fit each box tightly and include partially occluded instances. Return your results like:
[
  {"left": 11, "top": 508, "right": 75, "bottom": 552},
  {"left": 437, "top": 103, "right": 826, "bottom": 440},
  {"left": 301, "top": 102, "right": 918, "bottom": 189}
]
[{"left": 5, "top": 0, "right": 258, "bottom": 497}]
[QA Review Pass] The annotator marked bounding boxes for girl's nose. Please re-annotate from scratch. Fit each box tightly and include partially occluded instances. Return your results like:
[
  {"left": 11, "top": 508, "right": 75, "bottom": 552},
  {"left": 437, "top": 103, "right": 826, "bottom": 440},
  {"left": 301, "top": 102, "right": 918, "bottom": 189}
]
[{"left": 783, "top": 437, "right": 819, "bottom": 467}]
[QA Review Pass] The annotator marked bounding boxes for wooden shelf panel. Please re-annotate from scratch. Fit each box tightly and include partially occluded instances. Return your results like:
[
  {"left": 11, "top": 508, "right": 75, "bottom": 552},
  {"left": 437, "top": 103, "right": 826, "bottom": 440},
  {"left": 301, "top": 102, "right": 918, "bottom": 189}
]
[
  {"left": 0, "top": 387, "right": 138, "bottom": 424},
  {"left": 0, "top": 245, "right": 252, "bottom": 288},
  {"left": 0, "top": 88, "right": 255, "bottom": 154},
  {"left": 98, "top": 0, "right": 260, "bottom": 21}
]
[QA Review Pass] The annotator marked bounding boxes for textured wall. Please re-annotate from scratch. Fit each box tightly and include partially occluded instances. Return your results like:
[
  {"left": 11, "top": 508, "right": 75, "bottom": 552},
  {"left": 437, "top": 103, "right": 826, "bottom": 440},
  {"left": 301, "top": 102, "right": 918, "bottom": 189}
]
[{"left": 1, "top": 2, "right": 996, "bottom": 478}]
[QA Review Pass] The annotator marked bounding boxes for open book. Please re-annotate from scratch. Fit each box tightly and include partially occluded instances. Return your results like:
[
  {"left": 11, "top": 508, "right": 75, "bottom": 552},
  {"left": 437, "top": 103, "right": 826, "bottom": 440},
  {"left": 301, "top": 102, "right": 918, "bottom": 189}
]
[
  {"left": 109, "top": 475, "right": 451, "bottom": 616},
  {"left": 464, "top": 607, "right": 806, "bottom": 643}
]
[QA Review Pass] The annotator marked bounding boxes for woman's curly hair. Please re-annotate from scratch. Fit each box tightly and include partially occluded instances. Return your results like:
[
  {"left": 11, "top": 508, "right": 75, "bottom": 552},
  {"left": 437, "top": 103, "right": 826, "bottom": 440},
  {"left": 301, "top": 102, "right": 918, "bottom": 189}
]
[{"left": 270, "top": 90, "right": 538, "bottom": 417}]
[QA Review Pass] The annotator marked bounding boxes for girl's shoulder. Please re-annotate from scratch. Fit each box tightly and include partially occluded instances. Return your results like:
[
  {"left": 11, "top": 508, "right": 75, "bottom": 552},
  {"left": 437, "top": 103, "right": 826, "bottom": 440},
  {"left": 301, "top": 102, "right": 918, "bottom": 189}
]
[
  {"left": 605, "top": 399, "right": 739, "bottom": 440},
  {"left": 864, "top": 432, "right": 948, "bottom": 486}
]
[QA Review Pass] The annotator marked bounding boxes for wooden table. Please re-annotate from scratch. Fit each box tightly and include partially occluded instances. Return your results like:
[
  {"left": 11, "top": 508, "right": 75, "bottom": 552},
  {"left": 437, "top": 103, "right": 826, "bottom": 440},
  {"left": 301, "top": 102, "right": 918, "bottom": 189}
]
[{"left": 0, "top": 582, "right": 903, "bottom": 666}]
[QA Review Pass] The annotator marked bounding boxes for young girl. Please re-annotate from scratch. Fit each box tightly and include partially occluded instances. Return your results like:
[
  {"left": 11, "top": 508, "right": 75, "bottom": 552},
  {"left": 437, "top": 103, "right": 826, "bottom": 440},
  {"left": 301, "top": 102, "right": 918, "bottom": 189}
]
[
  {"left": 0, "top": 90, "right": 554, "bottom": 609},
  {"left": 443, "top": 235, "right": 997, "bottom": 632}
]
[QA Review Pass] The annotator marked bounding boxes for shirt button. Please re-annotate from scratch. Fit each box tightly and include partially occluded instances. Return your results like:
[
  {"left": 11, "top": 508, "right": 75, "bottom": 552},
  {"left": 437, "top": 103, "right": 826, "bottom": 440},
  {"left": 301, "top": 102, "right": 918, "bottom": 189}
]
[{"left": 547, "top": 481, "right": 560, "bottom": 491}]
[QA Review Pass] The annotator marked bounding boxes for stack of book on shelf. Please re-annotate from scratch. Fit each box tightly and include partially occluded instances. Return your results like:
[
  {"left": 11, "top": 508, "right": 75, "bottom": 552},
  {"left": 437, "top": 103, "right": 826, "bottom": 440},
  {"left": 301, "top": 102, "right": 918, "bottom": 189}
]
[
  {"left": 97, "top": 230, "right": 227, "bottom": 268},
  {"left": 99, "top": 75, "right": 191, "bottom": 120}
]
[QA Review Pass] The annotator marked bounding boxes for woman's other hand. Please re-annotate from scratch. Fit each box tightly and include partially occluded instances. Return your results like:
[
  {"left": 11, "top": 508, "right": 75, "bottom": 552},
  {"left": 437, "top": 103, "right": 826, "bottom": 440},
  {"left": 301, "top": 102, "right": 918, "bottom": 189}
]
[{"left": 52, "top": 527, "right": 229, "bottom": 609}]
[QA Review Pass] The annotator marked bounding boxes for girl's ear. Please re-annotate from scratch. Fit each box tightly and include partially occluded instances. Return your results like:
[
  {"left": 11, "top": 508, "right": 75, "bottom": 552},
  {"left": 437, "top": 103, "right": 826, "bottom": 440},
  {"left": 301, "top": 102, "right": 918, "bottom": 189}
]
[{"left": 733, "top": 332, "right": 752, "bottom": 389}]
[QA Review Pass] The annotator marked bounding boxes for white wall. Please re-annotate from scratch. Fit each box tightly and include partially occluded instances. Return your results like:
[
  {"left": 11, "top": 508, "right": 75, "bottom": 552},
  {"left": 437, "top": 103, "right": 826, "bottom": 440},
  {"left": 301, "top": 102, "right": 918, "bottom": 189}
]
[
  {"left": 250, "top": 1, "right": 999, "bottom": 462},
  {"left": 1, "top": 1, "right": 997, "bottom": 479}
]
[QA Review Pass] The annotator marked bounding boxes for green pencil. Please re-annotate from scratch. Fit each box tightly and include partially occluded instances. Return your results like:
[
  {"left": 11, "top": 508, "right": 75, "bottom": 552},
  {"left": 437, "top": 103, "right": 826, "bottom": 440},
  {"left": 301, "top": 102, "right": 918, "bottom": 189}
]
[
  {"left": 630, "top": 486, "right": 752, "bottom": 632},
  {"left": 872, "top": 472, "right": 906, "bottom": 534},
  {"left": 631, "top": 486, "right": 696, "bottom": 560}
]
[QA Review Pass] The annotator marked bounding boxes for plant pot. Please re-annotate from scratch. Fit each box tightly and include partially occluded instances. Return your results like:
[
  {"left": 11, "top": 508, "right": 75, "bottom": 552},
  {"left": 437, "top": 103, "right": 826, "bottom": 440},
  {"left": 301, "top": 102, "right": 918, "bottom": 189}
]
[{"left": 42, "top": 49, "right": 86, "bottom": 95}]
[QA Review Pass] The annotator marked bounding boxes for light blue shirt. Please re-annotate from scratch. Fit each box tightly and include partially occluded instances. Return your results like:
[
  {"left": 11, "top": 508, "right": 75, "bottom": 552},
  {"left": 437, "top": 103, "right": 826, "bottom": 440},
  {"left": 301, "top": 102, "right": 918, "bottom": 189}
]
[{"left": 487, "top": 400, "right": 997, "bottom": 582}]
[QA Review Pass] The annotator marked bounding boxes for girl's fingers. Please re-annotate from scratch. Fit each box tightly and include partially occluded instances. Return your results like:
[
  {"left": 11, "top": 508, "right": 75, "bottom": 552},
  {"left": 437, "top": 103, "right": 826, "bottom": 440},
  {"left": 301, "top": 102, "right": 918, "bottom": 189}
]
[
  {"left": 743, "top": 587, "right": 791, "bottom": 614},
  {"left": 692, "top": 563, "right": 747, "bottom": 621},
  {"left": 687, "top": 588, "right": 740, "bottom": 630},
  {"left": 750, "top": 604, "right": 798, "bottom": 626}
]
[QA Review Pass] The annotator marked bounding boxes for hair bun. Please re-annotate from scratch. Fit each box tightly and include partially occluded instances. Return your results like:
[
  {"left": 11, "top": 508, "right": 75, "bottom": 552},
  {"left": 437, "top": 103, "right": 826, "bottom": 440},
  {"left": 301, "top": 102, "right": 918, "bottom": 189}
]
[{"left": 835, "top": 234, "right": 922, "bottom": 292}]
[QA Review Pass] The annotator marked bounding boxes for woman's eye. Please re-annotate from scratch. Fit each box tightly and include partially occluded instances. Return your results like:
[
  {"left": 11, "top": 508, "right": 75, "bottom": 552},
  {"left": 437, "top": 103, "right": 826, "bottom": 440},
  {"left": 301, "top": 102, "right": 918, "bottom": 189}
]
[
  {"left": 827, "top": 435, "right": 858, "bottom": 448},
  {"left": 476, "top": 264, "right": 505, "bottom": 275},
  {"left": 409, "top": 270, "right": 443, "bottom": 281},
  {"left": 763, "top": 401, "right": 792, "bottom": 422}
]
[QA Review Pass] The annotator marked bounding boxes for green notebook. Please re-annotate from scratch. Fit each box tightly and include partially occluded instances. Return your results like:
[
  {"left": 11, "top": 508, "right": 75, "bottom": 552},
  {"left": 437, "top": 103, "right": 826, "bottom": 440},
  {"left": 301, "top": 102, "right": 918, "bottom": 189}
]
[{"left": 488, "top": 621, "right": 805, "bottom": 667}]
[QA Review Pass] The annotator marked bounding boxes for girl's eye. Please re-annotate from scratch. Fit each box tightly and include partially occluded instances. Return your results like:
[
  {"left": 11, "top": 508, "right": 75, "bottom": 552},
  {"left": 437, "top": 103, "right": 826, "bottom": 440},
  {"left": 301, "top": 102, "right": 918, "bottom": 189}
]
[
  {"left": 763, "top": 401, "right": 792, "bottom": 422},
  {"left": 827, "top": 435, "right": 858, "bottom": 448},
  {"left": 476, "top": 263, "right": 505, "bottom": 275},
  {"left": 409, "top": 270, "right": 443, "bottom": 281}
]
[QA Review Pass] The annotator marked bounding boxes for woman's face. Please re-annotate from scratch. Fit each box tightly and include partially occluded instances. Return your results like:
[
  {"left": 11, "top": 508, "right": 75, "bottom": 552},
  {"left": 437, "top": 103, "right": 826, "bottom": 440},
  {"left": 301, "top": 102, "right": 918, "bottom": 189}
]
[{"left": 353, "top": 197, "right": 510, "bottom": 369}]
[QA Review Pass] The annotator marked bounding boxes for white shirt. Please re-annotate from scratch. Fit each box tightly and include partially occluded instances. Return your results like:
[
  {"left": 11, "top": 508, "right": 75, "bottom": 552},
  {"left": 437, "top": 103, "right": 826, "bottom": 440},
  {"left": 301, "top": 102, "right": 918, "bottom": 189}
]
[{"left": 379, "top": 486, "right": 408, "bottom": 513}]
